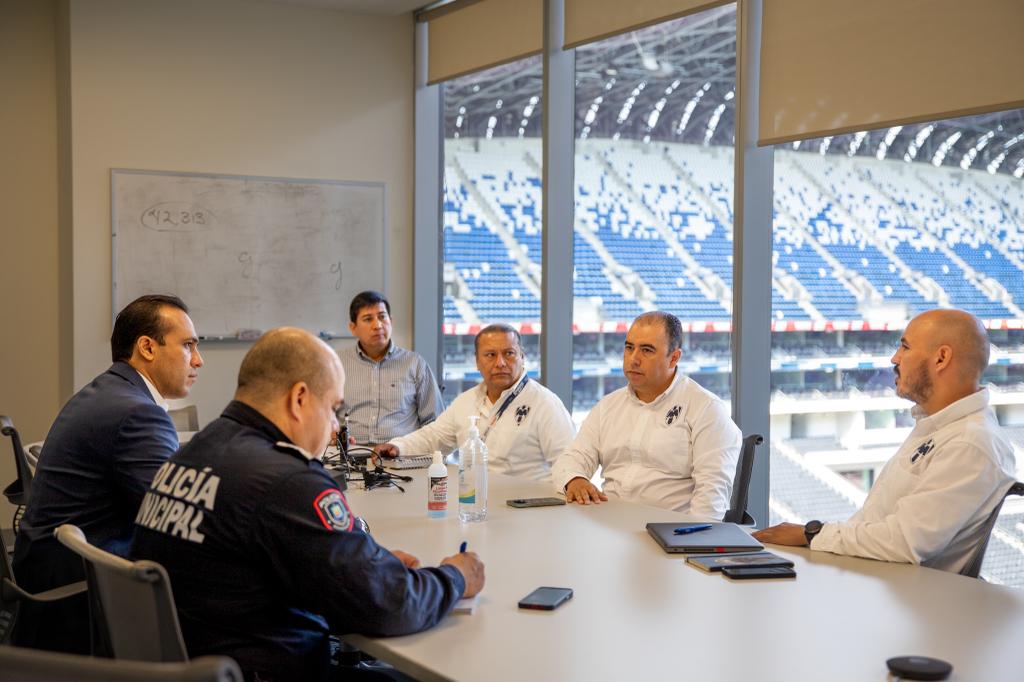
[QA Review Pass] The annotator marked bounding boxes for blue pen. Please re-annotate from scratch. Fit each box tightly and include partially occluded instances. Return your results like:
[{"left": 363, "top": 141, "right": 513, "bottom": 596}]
[
  {"left": 673, "top": 523, "right": 713, "bottom": 535},
  {"left": 459, "top": 541, "right": 467, "bottom": 553}
]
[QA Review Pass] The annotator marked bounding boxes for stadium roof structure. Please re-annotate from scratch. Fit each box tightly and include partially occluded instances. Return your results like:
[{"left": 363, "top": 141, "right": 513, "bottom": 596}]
[{"left": 442, "top": 4, "right": 1024, "bottom": 178}]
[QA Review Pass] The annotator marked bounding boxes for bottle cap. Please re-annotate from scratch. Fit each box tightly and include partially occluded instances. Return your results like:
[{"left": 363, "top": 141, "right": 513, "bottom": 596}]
[{"left": 432, "top": 450, "right": 444, "bottom": 467}]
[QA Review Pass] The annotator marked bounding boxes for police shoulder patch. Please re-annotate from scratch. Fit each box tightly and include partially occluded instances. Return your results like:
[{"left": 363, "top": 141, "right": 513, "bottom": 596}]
[{"left": 313, "top": 489, "right": 353, "bottom": 532}]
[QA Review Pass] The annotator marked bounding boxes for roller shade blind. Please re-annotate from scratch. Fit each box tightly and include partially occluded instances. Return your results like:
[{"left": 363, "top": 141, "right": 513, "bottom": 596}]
[
  {"left": 564, "top": 0, "right": 730, "bottom": 49},
  {"left": 759, "top": 0, "right": 1024, "bottom": 145},
  {"left": 425, "top": 0, "right": 543, "bottom": 85}
]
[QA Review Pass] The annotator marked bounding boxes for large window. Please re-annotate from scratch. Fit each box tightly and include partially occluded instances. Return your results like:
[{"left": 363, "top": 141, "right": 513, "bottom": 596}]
[
  {"left": 440, "top": 57, "right": 543, "bottom": 404},
  {"left": 422, "top": 4, "right": 1024, "bottom": 588},
  {"left": 570, "top": 5, "right": 737, "bottom": 421},
  {"left": 767, "top": 109, "right": 1024, "bottom": 587}
]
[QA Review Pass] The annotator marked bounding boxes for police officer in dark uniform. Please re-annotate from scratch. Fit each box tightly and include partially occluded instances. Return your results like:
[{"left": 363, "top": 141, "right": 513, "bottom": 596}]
[{"left": 131, "top": 328, "right": 485, "bottom": 682}]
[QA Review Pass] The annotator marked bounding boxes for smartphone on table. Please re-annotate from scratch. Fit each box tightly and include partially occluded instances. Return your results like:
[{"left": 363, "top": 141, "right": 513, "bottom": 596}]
[
  {"left": 722, "top": 566, "right": 796, "bottom": 580},
  {"left": 518, "top": 587, "right": 573, "bottom": 610},
  {"left": 506, "top": 497, "right": 566, "bottom": 508}
]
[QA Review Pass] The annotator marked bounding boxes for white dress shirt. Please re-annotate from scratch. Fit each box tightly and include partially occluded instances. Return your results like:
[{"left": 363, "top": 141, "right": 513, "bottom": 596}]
[
  {"left": 389, "top": 371, "right": 576, "bottom": 481},
  {"left": 812, "top": 388, "right": 1017, "bottom": 573},
  {"left": 552, "top": 371, "right": 741, "bottom": 518},
  {"left": 139, "top": 372, "right": 169, "bottom": 411}
]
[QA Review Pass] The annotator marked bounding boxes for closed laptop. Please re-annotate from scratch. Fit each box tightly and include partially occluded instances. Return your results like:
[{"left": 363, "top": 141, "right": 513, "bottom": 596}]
[{"left": 645, "top": 522, "right": 764, "bottom": 554}]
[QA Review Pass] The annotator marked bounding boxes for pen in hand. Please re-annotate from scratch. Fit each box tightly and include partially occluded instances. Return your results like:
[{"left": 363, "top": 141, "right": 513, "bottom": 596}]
[{"left": 673, "top": 523, "right": 713, "bottom": 535}]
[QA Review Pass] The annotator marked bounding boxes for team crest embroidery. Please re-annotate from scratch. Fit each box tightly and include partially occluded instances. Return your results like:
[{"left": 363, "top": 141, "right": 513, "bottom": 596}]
[
  {"left": 515, "top": 405, "right": 531, "bottom": 425},
  {"left": 910, "top": 439, "right": 935, "bottom": 463},
  {"left": 313, "top": 489, "right": 352, "bottom": 532},
  {"left": 665, "top": 405, "right": 681, "bottom": 425}
]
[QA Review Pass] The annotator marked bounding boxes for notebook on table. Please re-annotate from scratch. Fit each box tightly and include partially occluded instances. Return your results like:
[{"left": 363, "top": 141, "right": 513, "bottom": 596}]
[
  {"left": 645, "top": 522, "right": 764, "bottom": 554},
  {"left": 382, "top": 455, "right": 433, "bottom": 470},
  {"left": 685, "top": 551, "right": 793, "bottom": 572}
]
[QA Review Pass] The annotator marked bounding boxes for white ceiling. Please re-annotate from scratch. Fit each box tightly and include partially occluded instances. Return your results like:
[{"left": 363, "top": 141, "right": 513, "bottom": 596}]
[{"left": 261, "top": 0, "right": 431, "bottom": 16}]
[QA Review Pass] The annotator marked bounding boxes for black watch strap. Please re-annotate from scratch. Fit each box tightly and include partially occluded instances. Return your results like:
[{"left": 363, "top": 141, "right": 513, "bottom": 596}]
[{"left": 804, "top": 520, "right": 823, "bottom": 546}]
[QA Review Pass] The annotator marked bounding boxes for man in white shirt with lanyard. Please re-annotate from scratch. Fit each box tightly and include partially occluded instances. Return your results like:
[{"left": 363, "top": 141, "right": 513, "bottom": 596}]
[
  {"left": 754, "top": 309, "right": 1017, "bottom": 573},
  {"left": 375, "top": 324, "right": 576, "bottom": 481},
  {"left": 552, "top": 311, "right": 741, "bottom": 518}
]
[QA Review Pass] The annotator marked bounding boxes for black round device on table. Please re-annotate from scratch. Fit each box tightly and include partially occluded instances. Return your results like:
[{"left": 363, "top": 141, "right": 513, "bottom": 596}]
[{"left": 886, "top": 656, "right": 953, "bottom": 680}]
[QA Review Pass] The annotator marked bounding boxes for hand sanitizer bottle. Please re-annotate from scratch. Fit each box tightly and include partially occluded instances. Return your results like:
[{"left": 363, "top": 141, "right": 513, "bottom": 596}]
[
  {"left": 458, "top": 416, "right": 488, "bottom": 522},
  {"left": 427, "top": 450, "right": 448, "bottom": 519}
]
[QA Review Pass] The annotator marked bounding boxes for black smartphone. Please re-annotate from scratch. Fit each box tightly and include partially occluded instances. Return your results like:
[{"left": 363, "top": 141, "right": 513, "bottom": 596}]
[
  {"left": 506, "top": 497, "right": 567, "bottom": 508},
  {"left": 518, "top": 586, "right": 573, "bottom": 610},
  {"left": 722, "top": 566, "right": 797, "bottom": 580}
]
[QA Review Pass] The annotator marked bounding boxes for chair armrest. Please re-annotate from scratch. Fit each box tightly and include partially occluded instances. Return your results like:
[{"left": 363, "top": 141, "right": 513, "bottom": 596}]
[{"left": 1, "top": 577, "right": 87, "bottom": 603}]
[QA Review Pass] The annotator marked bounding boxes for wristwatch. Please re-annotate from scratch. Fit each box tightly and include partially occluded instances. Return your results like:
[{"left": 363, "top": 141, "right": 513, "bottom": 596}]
[{"left": 804, "top": 520, "right": 823, "bottom": 546}]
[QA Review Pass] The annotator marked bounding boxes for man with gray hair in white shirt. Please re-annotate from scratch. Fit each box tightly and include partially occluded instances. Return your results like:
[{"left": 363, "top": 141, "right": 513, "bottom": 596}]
[
  {"left": 552, "top": 311, "right": 741, "bottom": 518},
  {"left": 755, "top": 309, "right": 1017, "bottom": 573},
  {"left": 376, "top": 323, "right": 575, "bottom": 482}
]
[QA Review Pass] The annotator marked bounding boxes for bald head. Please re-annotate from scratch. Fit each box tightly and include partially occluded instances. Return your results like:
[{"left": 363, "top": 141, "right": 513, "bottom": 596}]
[
  {"left": 236, "top": 327, "right": 343, "bottom": 406},
  {"left": 909, "top": 309, "right": 989, "bottom": 381}
]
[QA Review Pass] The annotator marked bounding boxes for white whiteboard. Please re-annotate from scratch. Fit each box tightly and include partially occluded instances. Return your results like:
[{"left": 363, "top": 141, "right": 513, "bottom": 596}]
[{"left": 112, "top": 169, "right": 385, "bottom": 339}]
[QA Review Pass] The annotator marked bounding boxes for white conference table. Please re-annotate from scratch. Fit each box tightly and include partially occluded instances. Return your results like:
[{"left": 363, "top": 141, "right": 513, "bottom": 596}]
[{"left": 342, "top": 468, "right": 1024, "bottom": 681}]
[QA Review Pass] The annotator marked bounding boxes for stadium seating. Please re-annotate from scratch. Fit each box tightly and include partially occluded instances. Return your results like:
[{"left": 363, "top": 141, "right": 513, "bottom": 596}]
[
  {"left": 442, "top": 138, "right": 1024, "bottom": 325},
  {"left": 441, "top": 137, "right": 1024, "bottom": 589}
]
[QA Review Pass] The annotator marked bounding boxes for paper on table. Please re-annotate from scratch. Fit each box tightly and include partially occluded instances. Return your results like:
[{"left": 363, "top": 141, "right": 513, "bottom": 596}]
[{"left": 453, "top": 594, "right": 479, "bottom": 615}]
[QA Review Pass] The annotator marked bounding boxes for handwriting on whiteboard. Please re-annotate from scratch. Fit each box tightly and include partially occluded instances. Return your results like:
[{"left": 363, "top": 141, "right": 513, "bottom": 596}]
[{"left": 141, "top": 202, "right": 215, "bottom": 231}]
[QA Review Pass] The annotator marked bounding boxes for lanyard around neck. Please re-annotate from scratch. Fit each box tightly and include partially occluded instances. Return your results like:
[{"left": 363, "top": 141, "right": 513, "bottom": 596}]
[{"left": 480, "top": 373, "right": 530, "bottom": 441}]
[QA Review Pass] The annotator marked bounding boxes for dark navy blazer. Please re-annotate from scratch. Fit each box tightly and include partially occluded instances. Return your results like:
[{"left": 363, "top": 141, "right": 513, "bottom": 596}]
[{"left": 12, "top": 361, "right": 178, "bottom": 652}]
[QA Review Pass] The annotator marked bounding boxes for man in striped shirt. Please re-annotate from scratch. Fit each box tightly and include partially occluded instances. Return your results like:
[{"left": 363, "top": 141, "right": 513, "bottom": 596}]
[{"left": 338, "top": 290, "right": 444, "bottom": 444}]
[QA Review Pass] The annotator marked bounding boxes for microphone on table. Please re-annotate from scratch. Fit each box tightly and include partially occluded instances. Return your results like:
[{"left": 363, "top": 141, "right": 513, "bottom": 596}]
[{"left": 339, "top": 412, "right": 350, "bottom": 458}]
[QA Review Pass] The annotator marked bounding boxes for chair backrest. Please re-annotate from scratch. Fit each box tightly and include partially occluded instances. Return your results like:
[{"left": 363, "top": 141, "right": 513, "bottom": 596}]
[
  {"left": 2, "top": 526, "right": 90, "bottom": 645},
  {"left": 1, "top": 527, "right": 19, "bottom": 643},
  {"left": 24, "top": 441, "right": 43, "bottom": 470},
  {"left": 167, "top": 405, "right": 199, "bottom": 432},
  {"left": 723, "top": 433, "right": 763, "bottom": 525},
  {"left": 960, "top": 481, "right": 1024, "bottom": 579},
  {"left": 54, "top": 524, "right": 188, "bottom": 662},
  {"left": 1, "top": 415, "right": 34, "bottom": 506},
  {"left": 0, "top": 647, "right": 242, "bottom": 682}
]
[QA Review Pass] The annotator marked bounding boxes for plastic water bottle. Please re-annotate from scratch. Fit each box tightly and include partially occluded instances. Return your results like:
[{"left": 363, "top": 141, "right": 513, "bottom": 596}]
[
  {"left": 458, "top": 416, "right": 488, "bottom": 522},
  {"left": 427, "top": 451, "right": 448, "bottom": 519}
]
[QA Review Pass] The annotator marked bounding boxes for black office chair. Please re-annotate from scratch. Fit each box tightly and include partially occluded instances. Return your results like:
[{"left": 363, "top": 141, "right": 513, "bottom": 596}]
[
  {"left": 1, "top": 524, "right": 87, "bottom": 644},
  {"left": 961, "top": 480, "right": 1024, "bottom": 579},
  {"left": 54, "top": 524, "right": 188, "bottom": 662},
  {"left": 1, "top": 415, "right": 35, "bottom": 536},
  {"left": 0, "top": 646, "right": 242, "bottom": 682},
  {"left": 722, "top": 433, "right": 763, "bottom": 526}
]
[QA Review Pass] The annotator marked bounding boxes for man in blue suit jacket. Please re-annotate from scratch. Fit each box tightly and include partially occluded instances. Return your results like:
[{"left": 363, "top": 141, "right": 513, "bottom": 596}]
[{"left": 12, "top": 294, "right": 203, "bottom": 653}]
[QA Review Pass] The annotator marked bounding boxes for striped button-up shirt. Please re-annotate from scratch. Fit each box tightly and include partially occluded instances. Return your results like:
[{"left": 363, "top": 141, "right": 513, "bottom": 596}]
[{"left": 338, "top": 342, "right": 444, "bottom": 443}]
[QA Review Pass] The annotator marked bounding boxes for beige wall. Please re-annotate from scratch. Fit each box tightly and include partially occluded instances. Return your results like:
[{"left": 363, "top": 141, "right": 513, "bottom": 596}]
[
  {"left": 0, "top": 0, "right": 62, "bottom": 526},
  {"left": 67, "top": 0, "right": 414, "bottom": 425}
]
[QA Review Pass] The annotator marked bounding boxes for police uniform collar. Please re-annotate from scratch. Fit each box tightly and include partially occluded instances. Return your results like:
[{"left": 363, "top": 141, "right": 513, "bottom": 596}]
[{"left": 221, "top": 400, "right": 292, "bottom": 447}]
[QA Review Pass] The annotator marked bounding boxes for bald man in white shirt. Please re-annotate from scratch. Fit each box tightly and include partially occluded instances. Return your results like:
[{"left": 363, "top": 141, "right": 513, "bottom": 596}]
[{"left": 755, "top": 309, "right": 1017, "bottom": 573}]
